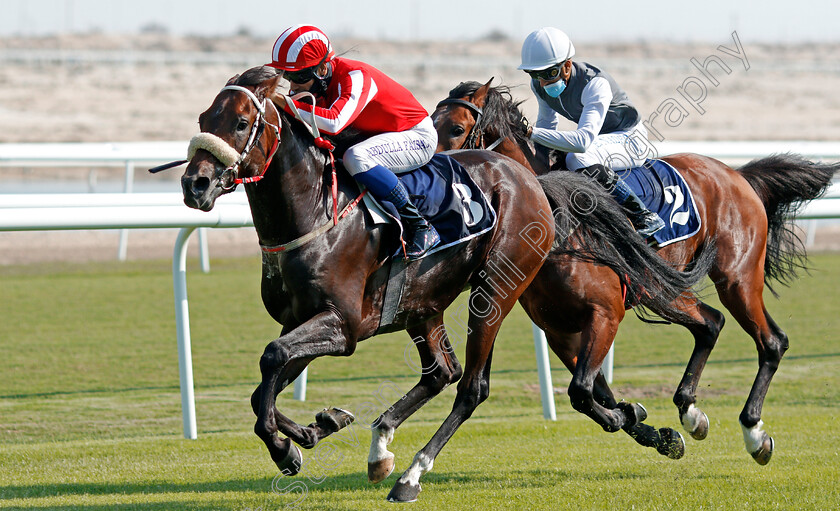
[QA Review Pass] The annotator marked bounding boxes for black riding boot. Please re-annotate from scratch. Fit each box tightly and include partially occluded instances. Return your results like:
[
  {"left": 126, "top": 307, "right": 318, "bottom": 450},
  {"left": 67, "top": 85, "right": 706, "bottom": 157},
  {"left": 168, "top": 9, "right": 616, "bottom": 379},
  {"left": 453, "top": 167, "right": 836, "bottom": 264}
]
[
  {"left": 580, "top": 164, "right": 666, "bottom": 238},
  {"left": 619, "top": 191, "right": 666, "bottom": 238},
  {"left": 396, "top": 200, "right": 441, "bottom": 259},
  {"left": 383, "top": 182, "right": 441, "bottom": 259}
]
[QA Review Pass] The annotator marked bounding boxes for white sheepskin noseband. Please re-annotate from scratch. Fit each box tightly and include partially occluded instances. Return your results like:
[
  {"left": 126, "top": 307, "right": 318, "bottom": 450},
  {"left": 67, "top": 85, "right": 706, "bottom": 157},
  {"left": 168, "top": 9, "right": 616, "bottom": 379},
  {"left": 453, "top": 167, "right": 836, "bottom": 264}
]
[{"left": 187, "top": 132, "right": 240, "bottom": 168}]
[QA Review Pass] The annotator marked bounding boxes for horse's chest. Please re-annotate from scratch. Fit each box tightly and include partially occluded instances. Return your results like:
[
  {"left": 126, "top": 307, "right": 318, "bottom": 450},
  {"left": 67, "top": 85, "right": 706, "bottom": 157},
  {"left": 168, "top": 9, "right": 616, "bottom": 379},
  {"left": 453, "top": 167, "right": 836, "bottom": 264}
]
[
  {"left": 260, "top": 251, "right": 334, "bottom": 308},
  {"left": 262, "top": 250, "right": 284, "bottom": 280}
]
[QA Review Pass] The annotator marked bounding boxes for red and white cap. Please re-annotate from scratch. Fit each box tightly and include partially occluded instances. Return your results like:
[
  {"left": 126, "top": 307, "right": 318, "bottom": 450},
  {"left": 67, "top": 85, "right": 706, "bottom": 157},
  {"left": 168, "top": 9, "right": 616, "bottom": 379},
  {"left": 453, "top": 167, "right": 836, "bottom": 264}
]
[{"left": 268, "top": 24, "right": 335, "bottom": 71}]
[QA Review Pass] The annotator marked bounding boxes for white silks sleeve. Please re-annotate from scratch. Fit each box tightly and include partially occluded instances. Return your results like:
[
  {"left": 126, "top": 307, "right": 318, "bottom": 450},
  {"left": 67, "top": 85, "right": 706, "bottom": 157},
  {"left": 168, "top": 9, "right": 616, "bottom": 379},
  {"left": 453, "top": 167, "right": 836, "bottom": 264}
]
[{"left": 530, "top": 77, "right": 612, "bottom": 153}]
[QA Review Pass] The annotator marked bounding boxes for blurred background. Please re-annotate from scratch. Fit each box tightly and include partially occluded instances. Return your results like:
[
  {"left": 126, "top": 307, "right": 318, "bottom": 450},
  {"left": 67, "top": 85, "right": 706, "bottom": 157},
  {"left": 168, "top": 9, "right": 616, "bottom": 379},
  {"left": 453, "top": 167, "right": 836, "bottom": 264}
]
[{"left": 1, "top": 0, "right": 838, "bottom": 262}]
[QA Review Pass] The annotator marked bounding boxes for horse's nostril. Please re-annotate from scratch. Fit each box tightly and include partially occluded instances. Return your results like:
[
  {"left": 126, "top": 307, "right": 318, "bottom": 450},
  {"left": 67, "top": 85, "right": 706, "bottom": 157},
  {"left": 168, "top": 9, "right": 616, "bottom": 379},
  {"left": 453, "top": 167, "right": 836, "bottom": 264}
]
[{"left": 192, "top": 176, "right": 211, "bottom": 194}]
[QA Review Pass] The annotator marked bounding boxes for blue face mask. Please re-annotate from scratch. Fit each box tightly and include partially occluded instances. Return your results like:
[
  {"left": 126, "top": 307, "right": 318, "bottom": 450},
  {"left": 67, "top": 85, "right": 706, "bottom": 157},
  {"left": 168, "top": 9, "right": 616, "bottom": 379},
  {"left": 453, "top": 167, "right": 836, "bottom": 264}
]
[{"left": 543, "top": 79, "right": 566, "bottom": 98}]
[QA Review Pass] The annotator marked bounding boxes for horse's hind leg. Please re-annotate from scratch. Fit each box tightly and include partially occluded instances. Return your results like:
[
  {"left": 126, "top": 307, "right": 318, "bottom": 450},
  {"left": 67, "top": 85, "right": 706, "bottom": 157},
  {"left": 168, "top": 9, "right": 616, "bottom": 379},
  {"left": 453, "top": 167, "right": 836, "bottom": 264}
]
[
  {"left": 670, "top": 298, "right": 726, "bottom": 441},
  {"left": 368, "top": 317, "right": 462, "bottom": 483},
  {"left": 714, "top": 265, "right": 785, "bottom": 465}
]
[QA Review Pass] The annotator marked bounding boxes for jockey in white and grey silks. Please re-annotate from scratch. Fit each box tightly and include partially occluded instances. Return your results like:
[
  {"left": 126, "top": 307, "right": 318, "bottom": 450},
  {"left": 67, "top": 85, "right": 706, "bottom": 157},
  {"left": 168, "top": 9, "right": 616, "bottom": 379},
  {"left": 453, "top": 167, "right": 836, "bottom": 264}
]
[{"left": 520, "top": 27, "right": 665, "bottom": 238}]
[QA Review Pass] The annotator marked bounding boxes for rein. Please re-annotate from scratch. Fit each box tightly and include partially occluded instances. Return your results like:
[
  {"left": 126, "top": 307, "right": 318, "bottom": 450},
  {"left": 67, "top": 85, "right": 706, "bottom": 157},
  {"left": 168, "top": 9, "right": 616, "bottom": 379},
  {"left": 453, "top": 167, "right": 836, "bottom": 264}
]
[
  {"left": 257, "top": 92, "right": 367, "bottom": 254},
  {"left": 436, "top": 97, "right": 501, "bottom": 151},
  {"left": 185, "top": 85, "right": 367, "bottom": 255},
  {"left": 259, "top": 134, "right": 367, "bottom": 254}
]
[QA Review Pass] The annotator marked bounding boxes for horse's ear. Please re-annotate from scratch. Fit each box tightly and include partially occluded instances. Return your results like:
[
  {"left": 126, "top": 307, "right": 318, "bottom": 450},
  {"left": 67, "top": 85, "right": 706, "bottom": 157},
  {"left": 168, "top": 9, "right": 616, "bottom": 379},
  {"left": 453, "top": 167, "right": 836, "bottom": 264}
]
[
  {"left": 471, "top": 77, "right": 494, "bottom": 109},
  {"left": 255, "top": 73, "right": 284, "bottom": 102}
]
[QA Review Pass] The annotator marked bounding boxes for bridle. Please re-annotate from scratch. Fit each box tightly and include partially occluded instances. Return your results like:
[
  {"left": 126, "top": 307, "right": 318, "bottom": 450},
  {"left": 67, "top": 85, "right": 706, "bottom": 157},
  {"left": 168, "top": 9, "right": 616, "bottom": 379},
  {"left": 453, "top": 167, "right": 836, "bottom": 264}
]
[
  {"left": 208, "top": 85, "right": 282, "bottom": 191},
  {"left": 208, "top": 86, "right": 367, "bottom": 254},
  {"left": 161, "top": 84, "right": 366, "bottom": 255},
  {"left": 435, "top": 98, "right": 502, "bottom": 151}
]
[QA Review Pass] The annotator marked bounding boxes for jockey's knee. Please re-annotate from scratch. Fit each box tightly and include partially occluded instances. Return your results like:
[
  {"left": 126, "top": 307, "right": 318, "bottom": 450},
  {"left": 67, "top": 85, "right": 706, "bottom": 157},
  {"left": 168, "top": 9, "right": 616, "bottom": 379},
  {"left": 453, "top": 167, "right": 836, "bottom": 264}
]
[
  {"left": 342, "top": 146, "right": 371, "bottom": 176},
  {"left": 565, "top": 152, "right": 596, "bottom": 171}
]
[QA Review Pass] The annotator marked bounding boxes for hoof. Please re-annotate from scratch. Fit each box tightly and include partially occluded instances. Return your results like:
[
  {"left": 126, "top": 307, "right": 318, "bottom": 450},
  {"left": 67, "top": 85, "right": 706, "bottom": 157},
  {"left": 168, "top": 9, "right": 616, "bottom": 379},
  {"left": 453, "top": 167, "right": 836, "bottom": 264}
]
[
  {"left": 617, "top": 401, "right": 648, "bottom": 427},
  {"left": 680, "top": 406, "right": 709, "bottom": 441},
  {"left": 316, "top": 407, "right": 355, "bottom": 433},
  {"left": 689, "top": 410, "right": 709, "bottom": 441},
  {"left": 368, "top": 454, "right": 396, "bottom": 484},
  {"left": 749, "top": 434, "right": 774, "bottom": 465},
  {"left": 656, "top": 428, "right": 686, "bottom": 460},
  {"left": 635, "top": 403, "right": 648, "bottom": 423},
  {"left": 277, "top": 443, "right": 303, "bottom": 476},
  {"left": 387, "top": 480, "right": 421, "bottom": 503}
]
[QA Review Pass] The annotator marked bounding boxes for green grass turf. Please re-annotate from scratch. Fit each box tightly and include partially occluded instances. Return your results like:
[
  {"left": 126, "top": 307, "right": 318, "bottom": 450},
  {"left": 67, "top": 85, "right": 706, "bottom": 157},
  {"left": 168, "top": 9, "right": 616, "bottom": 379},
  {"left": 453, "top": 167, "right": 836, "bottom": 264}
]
[{"left": 1, "top": 253, "right": 838, "bottom": 510}]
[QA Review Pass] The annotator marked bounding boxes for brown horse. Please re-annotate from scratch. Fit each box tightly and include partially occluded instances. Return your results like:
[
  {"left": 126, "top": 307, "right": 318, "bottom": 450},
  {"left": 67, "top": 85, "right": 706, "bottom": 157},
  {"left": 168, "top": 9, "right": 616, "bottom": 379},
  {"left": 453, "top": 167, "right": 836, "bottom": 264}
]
[
  {"left": 433, "top": 79, "right": 838, "bottom": 465},
  {"left": 177, "top": 67, "right": 713, "bottom": 502}
]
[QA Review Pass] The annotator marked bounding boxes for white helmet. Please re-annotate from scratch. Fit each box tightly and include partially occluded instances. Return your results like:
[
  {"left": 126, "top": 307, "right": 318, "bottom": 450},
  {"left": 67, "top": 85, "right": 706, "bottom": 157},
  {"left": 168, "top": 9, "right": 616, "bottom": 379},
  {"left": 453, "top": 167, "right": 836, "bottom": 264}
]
[{"left": 518, "top": 27, "right": 576, "bottom": 70}]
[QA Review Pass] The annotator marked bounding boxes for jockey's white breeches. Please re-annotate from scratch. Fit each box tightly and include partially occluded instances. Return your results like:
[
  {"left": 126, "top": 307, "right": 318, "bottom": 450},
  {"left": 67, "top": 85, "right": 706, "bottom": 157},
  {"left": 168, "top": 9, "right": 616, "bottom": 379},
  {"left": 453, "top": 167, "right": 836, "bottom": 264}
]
[{"left": 342, "top": 117, "right": 438, "bottom": 176}]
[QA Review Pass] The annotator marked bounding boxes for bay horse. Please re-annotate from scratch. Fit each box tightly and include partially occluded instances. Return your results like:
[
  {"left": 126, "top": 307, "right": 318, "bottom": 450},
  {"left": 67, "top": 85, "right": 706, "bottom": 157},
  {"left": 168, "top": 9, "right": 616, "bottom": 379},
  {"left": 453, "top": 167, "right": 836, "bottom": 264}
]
[
  {"left": 178, "top": 67, "right": 713, "bottom": 502},
  {"left": 433, "top": 79, "right": 838, "bottom": 466}
]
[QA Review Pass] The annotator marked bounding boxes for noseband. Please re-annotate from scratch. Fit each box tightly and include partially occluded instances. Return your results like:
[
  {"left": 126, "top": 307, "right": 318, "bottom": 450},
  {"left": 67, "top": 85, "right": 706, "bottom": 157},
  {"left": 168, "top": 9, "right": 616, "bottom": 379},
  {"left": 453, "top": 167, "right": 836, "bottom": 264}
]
[{"left": 187, "top": 85, "right": 282, "bottom": 191}]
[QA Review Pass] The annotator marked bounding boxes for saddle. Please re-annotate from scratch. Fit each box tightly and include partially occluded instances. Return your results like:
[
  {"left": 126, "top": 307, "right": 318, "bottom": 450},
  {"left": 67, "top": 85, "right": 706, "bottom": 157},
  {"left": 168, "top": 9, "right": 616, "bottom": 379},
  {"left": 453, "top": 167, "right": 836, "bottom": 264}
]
[
  {"left": 359, "top": 153, "right": 497, "bottom": 259},
  {"left": 619, "top": 159, "right": 702, "bottom": 247},
  {"left": 363, "top": 153, "right": 497, "bottom": 333}
]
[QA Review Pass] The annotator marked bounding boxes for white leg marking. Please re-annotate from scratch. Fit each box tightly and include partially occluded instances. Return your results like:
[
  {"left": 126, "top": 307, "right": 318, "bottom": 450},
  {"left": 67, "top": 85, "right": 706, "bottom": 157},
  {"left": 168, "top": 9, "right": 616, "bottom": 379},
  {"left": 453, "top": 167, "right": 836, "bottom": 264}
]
[
  {"left": 741, "top": 420, "right": 766, "bottom": 453},
  {"left": 368, "top": 425, "right": 395, "bottom": 463},
  {"left": 681, "top": 404, "right": 702, "bottom": 431},
  {"left": 398, "top": 453, "right": 434, "bottom": 487}
]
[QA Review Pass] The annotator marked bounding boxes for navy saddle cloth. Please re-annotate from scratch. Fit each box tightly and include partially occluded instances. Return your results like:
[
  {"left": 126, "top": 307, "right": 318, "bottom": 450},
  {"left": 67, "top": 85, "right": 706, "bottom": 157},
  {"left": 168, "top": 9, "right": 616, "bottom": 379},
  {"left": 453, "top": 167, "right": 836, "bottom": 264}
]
[
  {"left": 618, "top": 159, "right": 701, "bottom": 247},
  {"left": 374, "top": 154, "right": 497, "bottom": 258}
]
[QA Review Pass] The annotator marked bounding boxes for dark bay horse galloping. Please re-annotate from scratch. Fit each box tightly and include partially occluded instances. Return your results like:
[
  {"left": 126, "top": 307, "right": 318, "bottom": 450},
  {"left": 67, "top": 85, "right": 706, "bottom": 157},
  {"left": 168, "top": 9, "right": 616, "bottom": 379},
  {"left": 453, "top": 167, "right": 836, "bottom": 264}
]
[
  {"left": 433, "top": 79, "right": 838, "bottom": 465},
  {"left": 178, "top": 67, "right": 710, "bottom": 502}
]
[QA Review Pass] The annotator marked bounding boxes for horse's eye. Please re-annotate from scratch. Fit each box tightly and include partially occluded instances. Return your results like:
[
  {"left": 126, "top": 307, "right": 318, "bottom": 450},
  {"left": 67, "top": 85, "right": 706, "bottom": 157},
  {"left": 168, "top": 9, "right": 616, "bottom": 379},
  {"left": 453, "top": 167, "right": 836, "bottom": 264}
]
[
  {"left": 237, "top": 120, "right": 249, "bottom": 131},
  {"left": 451, "top": 126, "right": 466, "bottom": 137}
]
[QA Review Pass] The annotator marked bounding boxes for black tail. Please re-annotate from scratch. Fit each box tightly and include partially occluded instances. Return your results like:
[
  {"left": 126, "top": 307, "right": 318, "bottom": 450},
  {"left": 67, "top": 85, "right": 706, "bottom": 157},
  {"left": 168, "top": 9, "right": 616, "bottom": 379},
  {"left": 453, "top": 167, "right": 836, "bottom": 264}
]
[
  {"left": 738, "top": 153, "right": 838, "bottom": 295},
  {"left": 538, "top": 172, "right": 716, "bottom": 323}
]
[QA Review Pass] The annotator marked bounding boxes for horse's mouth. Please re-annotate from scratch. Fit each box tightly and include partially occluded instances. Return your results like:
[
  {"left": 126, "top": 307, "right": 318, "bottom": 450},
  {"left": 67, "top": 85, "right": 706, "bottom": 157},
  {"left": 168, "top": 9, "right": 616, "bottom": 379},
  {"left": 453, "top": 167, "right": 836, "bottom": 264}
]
[
  {"left": 184, "top": 194, "right": 215, "bottom": 211},
  {"left": 182, "top": 176, "right": 221, "bottom": 211}
]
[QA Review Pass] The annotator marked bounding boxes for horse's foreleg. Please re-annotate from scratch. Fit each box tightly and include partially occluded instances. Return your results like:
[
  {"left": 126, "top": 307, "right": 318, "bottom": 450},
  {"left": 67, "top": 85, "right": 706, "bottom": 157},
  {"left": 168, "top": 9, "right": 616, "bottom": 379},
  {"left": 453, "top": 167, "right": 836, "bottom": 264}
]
[
  {"left": 253, "top": 310, "right": 358, "bottom": 474},
  {"left": 368, "top": 317, "right": 462, "bottom": 483},
  {"left": 671, "top": 298, "right": 725, "bottom": 441},
  {"left": 565, "top": 307, "right": 644, "bottom": 432},
  {"left": 544, "top": 330, "right": 686, "bottom": 459},
  {"left": 590, "top": 371, "right": 685, "bottom": 459}
]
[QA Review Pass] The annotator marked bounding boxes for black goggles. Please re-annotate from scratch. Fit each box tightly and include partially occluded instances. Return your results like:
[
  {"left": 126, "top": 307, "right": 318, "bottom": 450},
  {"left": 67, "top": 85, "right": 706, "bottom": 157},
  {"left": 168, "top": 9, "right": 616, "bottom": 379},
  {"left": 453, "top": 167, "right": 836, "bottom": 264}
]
[
  {"left": 525, "top": 62, "right": 565, "bottom": 81},
  {"left": 283, "top": 67, "right": 318, "bottom": 84}
]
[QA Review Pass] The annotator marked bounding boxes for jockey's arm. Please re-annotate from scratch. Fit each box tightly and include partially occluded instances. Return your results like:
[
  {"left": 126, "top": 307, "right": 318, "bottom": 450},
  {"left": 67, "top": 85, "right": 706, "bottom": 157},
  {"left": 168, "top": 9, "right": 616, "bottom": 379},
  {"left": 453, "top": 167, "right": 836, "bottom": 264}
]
[
  {"left": 280, "top": 70, "right": 372, "bottom": 137},
  {"left": 530, "top": 77, "right": 611, "bottom": 153}
]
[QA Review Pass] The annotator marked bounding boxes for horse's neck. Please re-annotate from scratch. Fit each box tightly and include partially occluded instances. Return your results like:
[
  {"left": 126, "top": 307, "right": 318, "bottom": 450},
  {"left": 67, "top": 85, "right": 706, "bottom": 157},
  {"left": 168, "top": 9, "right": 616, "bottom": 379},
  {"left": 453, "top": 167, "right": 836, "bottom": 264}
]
[
  {"left": 246, "top": 130, "right": 331, "bottom": 247},
  {"left": 520, "top": 139, "right": 551, "bottom": 175},
  {"left": 491, "top": 135, "right": 546, "bottom": 176}
]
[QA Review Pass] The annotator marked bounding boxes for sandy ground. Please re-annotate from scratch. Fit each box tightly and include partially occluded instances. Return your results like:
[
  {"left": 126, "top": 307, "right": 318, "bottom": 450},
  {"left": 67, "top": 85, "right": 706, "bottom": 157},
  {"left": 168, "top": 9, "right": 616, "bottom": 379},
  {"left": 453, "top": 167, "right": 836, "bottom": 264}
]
[{"left": 1, "top": 33, "right": 838, "bottom": 264}]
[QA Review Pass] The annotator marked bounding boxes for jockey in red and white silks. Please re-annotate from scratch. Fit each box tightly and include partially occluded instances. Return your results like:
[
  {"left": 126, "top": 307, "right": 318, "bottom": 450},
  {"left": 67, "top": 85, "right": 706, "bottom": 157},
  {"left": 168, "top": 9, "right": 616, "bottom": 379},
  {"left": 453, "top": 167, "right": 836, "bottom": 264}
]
[{"left": 267, "top": 24, "right": 439, "bottom": 258}]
